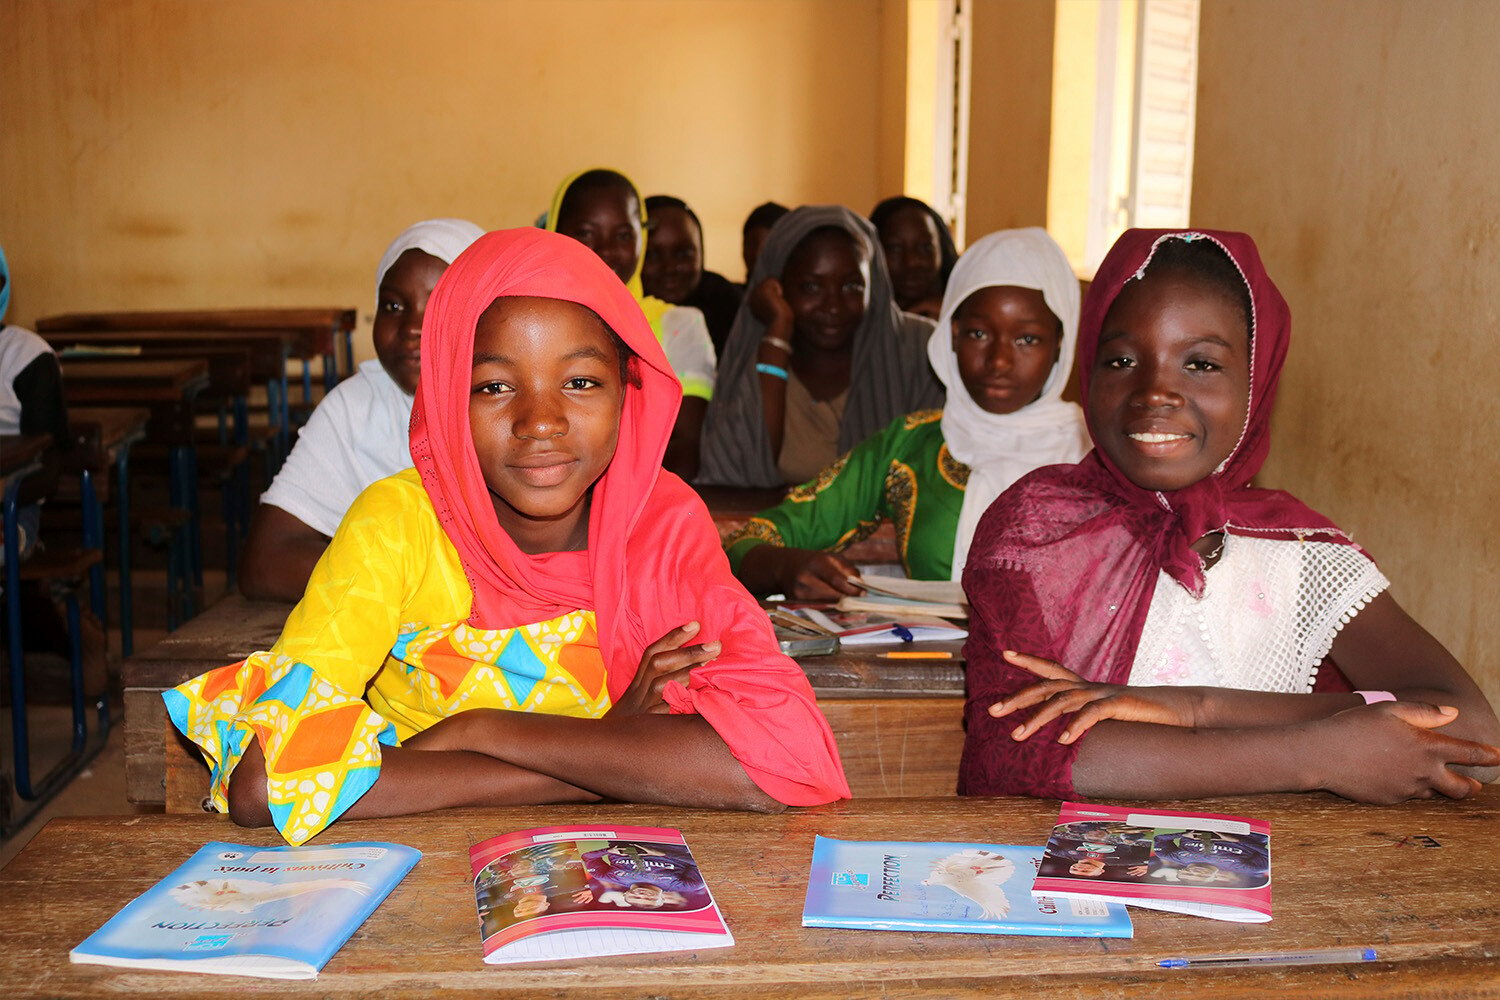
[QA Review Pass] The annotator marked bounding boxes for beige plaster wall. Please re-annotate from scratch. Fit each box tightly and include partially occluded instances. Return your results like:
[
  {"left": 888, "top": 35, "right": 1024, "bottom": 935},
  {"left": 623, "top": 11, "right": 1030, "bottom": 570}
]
[
  {"left": 1, "top": 0, "right": 902, "bottom": 347},
  {"left": 1192, "top": 0, "right": 1500, "bottom": 703},
  {"left": 965, "top": 0, "right": 1055, "bottom": 243}
]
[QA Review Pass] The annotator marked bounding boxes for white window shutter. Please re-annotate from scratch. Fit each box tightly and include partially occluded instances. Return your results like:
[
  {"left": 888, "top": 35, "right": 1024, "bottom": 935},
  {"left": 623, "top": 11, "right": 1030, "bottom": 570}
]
[{"left": 1129, "top": 0, "right": 1200, "bottom": 229}]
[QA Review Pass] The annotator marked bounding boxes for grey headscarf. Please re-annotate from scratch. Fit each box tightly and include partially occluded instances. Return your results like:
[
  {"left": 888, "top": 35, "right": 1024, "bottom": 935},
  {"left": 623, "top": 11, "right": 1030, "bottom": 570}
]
[{"left": 697, "top": 205, "right": 943, "bottom": 487}]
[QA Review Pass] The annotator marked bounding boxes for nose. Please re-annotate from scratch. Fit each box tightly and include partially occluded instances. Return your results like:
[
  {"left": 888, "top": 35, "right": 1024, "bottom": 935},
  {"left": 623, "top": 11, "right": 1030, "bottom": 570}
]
[
  {"left": 985, "top": 338, "right": 1015, "bottom": 374},
  {"left": 401, "top": 306, "right": 423, "bottom": 342},
  {"left": 513, "top": 390, "right": 567, "bottom": 440},
  {"left": 1129, "top": 359, "right": 1184, "bottom": 409}
]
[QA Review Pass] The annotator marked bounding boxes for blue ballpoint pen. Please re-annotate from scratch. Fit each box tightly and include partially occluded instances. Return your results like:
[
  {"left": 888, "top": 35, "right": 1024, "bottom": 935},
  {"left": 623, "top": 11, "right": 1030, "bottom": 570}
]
[{"left": 1158, "top": 946, "right": 1378, "bottom": 969}]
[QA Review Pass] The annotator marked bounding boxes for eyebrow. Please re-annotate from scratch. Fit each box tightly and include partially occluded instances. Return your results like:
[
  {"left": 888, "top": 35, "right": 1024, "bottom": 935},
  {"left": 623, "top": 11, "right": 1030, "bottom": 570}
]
[
  {"left": 1094, "top": 330, "right": 1238, "bottom": 349},
  {"left": 471, "top": 346, "right": 612, "bottom": 367}
]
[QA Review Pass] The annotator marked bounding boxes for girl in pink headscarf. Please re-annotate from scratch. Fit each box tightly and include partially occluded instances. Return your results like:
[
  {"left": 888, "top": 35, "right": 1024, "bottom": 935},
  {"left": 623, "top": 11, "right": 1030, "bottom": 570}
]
[
  {"left": 168, "top": 228, "right": 847, "bottom": 845},
  {"left": 959, "top": 229, "right": 1499, "bottom": 804}
]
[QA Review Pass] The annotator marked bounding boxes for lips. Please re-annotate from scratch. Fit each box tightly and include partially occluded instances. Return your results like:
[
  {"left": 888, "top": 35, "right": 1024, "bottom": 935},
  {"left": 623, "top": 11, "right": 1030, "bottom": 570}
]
[{"left": 509, "top": 452, "right": 577, "bottom": 488}]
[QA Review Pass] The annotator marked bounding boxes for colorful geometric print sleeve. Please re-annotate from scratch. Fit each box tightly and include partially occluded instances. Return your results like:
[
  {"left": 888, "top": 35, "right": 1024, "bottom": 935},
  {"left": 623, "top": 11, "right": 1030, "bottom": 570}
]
[
  {"left": 164, "top": 473, "right": 463, "bottom": 845},
  {"left": 164, "top": 653, "right": 398, "bottom": 845},
  {"left": 723, "top": 413, "right": 906, "bottom": 572}
]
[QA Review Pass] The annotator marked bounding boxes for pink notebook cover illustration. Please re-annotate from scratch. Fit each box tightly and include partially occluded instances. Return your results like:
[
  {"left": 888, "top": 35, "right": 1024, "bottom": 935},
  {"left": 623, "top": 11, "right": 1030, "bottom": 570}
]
[{"left": 1030, "top": 802, "right": 1271, "bottom": 923}]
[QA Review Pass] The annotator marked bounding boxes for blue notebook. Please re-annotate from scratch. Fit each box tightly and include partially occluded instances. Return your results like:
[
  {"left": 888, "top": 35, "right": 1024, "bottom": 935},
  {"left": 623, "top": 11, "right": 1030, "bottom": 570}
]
[
  {"left": 803, "top": 837, "right": 1132, "bottom": 937},
  {"left": 71, "top": 841, "right": 421, "bottom": 979}
]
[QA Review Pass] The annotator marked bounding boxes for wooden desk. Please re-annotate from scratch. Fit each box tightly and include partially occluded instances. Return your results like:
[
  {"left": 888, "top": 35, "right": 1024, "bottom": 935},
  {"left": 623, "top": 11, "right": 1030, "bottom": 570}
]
[
  {"left": 122, "top": 594, "right": 293, "bottom": 806},
  {"left": 49, "top": 331, "right": 298, "bottom": 448},
  {"left": 39, "top": 306, "right": 357, "bottom": 391},
  {"left": 65, "top": 408, "right": 152, "bottom": 656},
  {"left": 5, "top": 793, "right": 1499, "bottom": 998},
  {"left": 122, "top": 594, "right": 967, "bottom": 808},
  {"left": 61, "top": 358, "right": 211, "bottom": 413},
  {"left": 1, "top": 432, "right": 54, "bottom": 475}
]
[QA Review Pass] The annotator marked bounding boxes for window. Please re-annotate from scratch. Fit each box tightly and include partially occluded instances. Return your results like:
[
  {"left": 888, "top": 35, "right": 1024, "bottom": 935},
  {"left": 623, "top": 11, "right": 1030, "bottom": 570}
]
[{"left": 1047, "top": 0, "right": 1201, "bottom": 276}]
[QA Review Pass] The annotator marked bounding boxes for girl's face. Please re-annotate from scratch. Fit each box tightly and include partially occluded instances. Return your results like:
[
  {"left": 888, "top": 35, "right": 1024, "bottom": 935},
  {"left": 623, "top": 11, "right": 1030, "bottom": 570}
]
[
  {"left": 556, "top": 186, "right": 641, "bottom": 284},
  {"left": 780, "top": 230, "right": 868, "bottom": 352},
  {"left": 951, "top": 285, "right": 1061, "bottom": 415},
  {"left": 1088, "top": 270, "right": 1251, "bottom": 492},
  {"left": 640, "top": 206, "right": 702, "bottom": 305},
  {"left": 469, "top": 296, "right": 625, "bottom": 554},
  {"left": 879, "top": 204, "right": 943, "bottom": 308},
  {"left": 373, "top": 249, "right": 448, "bottom": 395}
]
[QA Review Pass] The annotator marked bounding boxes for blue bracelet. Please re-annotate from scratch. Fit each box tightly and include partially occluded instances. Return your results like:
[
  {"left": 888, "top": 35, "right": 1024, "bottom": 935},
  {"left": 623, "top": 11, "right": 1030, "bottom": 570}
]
[{"left": 755, "top": 363, "right": 789, "bottom": 380}]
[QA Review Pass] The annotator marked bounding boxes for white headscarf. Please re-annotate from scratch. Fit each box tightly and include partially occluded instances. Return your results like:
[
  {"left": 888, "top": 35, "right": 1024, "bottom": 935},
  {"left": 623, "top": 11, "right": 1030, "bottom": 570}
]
[
  {"left": 929, "top": 228, "right": 1089, "bottom": 579},
  {"left": 375, "top": 218, "right": 487, "bottom": 294}
]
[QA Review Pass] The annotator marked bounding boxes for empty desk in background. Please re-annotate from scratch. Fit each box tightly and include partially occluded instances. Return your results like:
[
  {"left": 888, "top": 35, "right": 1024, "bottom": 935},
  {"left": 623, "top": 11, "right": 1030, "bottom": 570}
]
[
  {"left": 38, "top": 306, "right": 356, "bottom": 396},
  {"left": 63, "top": 407, "right": 150, "bottom": 656}
]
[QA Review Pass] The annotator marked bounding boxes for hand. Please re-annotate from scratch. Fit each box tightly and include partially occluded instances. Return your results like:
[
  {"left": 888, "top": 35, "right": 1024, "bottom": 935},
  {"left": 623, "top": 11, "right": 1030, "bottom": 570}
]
[
  {"left": 777, "top": 549, "right": 865, "bottom": 601},
  {"left": 1126, "top": 865, "right": 1148, "bottom": 877},
  {"left": 1303, "top": 701, "right": 1500, "bottom": 804},
  {"left": 988, "top": 650, "right": 1203, "bottom": 744},
  {"left": 570, "top": 889, "right": 594, "bottom": 905},
  {"left": 749, "top": 276, "right": 795, "bottom": 329},
  {"left": 609, "top": 621, "right": 720, "bottom": 717}
]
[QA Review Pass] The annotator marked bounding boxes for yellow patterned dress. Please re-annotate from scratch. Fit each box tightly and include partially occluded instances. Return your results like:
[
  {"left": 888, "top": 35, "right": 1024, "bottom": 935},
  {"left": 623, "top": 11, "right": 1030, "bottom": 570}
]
[{"left": 165, "top": 469, "right": 612, "bottom": 845}]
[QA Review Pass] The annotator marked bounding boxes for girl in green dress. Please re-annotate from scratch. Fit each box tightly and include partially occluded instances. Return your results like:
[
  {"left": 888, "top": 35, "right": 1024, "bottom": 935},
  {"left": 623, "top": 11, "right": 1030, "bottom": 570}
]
[{"left": 725, "top": 228, "right": 1089, "bottom": 599}]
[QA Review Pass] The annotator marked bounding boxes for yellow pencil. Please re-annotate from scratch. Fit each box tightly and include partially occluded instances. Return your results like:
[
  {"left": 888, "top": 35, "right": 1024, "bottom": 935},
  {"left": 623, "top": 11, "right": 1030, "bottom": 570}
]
[{"left": 879, "top": 651, "right": 954, "bottom": 659}]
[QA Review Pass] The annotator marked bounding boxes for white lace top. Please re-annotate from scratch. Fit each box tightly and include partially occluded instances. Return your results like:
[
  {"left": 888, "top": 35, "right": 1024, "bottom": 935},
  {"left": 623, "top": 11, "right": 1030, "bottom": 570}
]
[{"left": 1127, "top": 536, "right": 1389, "bottom": 693}]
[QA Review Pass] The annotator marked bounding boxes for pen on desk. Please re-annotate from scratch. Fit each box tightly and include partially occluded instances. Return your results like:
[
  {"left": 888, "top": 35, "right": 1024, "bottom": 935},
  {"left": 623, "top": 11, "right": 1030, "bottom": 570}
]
[
  {"left": 1157, "top": 947, "right": 1377, "bottom": 969},
  {"left": 879, "top": 651, "right": 953, "bottom": 659}
]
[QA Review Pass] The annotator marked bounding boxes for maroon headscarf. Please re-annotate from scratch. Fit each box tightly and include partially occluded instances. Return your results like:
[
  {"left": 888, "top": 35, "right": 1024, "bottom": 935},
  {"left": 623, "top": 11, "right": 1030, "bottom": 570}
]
[{"left": 958, "top": 229, "right": 1359, "bottom": 799}]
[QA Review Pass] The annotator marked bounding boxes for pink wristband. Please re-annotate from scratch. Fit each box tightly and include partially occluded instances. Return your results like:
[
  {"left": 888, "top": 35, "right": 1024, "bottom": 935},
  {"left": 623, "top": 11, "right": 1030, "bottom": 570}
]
[{"left": 1356, "top": 690, "right": 1396, "bottom": 704}]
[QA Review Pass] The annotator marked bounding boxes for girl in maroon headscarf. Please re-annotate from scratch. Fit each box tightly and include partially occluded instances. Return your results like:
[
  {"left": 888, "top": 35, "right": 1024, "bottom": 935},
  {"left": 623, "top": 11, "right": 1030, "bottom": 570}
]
[{"left": 959, "top": 230, "right": 1499, "bottom": 804}]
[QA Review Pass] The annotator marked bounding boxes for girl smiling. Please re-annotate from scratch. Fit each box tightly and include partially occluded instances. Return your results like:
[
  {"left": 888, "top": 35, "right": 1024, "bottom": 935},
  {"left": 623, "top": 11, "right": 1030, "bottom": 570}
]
[
  {"left": 959, "top": 229, "right": 1500, "bottom": 804},
  {"left": 724, "top": 228, "right": 1088, "bottom": 597},
  {"left": 167, "top": 229, "right": 848, "bottom": 845}
]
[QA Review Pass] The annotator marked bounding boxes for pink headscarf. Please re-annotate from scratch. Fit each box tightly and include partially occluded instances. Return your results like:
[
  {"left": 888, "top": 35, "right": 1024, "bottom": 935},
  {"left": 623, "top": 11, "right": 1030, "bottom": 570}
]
[
  {"left": 409, "top": 228, "right": 848, "bottom": 806},
  {"left": 958, "top": 229, "right": 1359, "bottom": 799}
]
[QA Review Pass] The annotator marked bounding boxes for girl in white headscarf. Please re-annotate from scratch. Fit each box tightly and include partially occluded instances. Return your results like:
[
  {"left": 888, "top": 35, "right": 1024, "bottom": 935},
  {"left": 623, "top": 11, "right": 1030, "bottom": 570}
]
[
  {"left": 240, "top": 218, "right": 485, "bottom": 601},
  {"left": 725, "top": 228, "right": 1087, "bottom": 598}
]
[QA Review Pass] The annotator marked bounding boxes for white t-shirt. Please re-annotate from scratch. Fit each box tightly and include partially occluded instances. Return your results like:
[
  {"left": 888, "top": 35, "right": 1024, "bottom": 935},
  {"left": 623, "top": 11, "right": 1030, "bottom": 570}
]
[
  {"left": 260, "top": 358, "right": 415, "bottom": 537},
  {"left": 659, "top": 304, "right": 716, "bottom": 401},
  {"left": 1128, "top": 535, "right": 1390, "bottom": 693},
  {"left": 0, "top": 325, "right": 54, "bottom": 436}
]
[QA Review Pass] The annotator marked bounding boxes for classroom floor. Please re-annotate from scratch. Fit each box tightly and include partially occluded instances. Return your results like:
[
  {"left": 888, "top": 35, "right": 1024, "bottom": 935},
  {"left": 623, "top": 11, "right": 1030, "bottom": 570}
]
[{"left": 1, "top": 565, "right": 230, "bottom": 870}]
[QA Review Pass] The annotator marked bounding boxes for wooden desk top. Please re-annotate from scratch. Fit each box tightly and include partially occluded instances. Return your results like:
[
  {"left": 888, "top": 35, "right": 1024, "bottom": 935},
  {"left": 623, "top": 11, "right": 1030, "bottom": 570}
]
[
  {"left": 120, "top": 594, "right": 963, "bottom": 697},
  {"left": 5, "top": 793, "right": 1498, "bottom": 998},
  {"left": 61, "top": 358, "right": 211, "bottom": 403},
  {"left": 48, "top": 330, "right": 298, "bottom": 378},
  {"left": 38, "top": 307, "right": 356, "bottom": 333},
  {"left": 0, "top": 432, "right": 54, "bottom": 477},
  {"left": 67, "top": 407, "right": 152, "bottom": 452}
]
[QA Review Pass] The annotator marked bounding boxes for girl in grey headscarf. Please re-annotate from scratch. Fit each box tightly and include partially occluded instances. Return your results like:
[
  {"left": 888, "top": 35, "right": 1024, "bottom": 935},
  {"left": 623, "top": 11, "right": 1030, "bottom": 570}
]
[{"left": 698, "top": 206, "right": 942, "bottom": 488}]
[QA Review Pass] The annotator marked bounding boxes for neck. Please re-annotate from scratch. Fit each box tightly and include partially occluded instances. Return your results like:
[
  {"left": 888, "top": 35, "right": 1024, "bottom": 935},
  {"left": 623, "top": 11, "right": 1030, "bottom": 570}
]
[{"left": 491, "top": 493, "right": 592, "bottom": 555}]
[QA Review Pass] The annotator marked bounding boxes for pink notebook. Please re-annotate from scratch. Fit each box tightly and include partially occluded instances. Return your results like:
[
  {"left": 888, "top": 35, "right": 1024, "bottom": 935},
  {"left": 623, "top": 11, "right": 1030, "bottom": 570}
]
[
  {"left": 1030, "top": 802, "right": 1271, "bottom": 923},
  {"left": 469, "top": 824, "right": 734, "bottom": 963}
]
